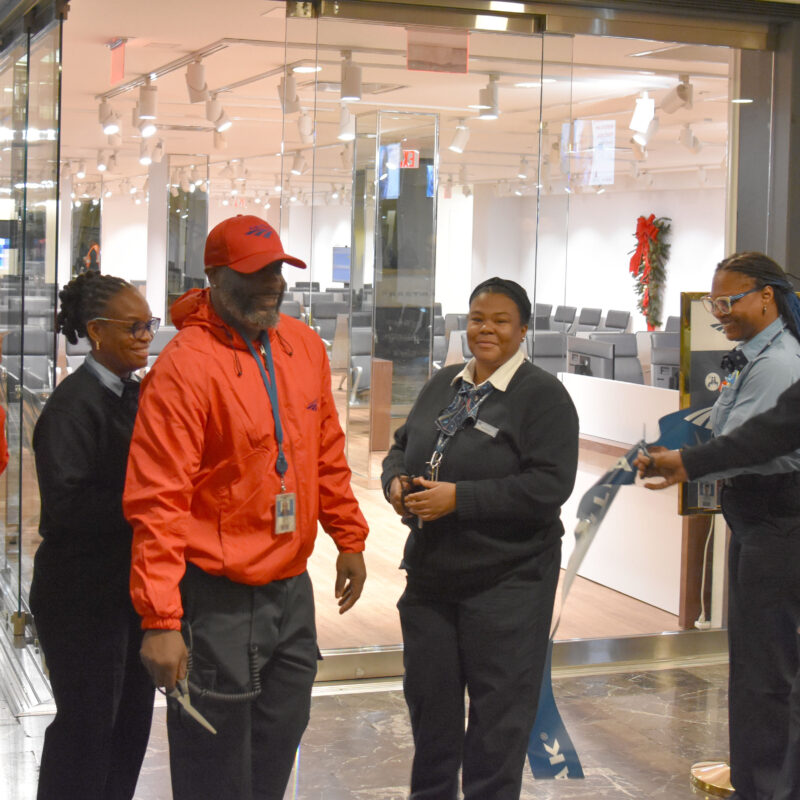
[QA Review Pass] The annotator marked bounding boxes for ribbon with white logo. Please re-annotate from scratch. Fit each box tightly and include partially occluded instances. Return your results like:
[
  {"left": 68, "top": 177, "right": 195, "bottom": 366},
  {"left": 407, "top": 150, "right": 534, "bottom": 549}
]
[{"left": 527, "top": 405, "right": 714, "bottom": 780}]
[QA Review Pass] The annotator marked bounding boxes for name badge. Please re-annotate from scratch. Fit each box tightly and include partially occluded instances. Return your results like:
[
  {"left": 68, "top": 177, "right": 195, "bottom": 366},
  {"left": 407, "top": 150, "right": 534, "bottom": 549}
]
[
  {"left": 275, "top": 492, "right": 296, "bottom": 534},
  {"left": 474, "top": 419, "right": 499, "bottom": 438}
]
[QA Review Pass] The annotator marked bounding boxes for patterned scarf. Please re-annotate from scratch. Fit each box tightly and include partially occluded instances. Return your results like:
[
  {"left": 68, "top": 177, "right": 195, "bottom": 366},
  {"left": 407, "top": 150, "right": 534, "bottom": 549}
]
[{"left": 435, "top": 379, "right": 494, "bottom": 437}]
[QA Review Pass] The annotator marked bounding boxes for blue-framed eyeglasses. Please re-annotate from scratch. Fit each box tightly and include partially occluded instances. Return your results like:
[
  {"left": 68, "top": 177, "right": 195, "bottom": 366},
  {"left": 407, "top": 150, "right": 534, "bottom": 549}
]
[
  {"left": 90, "top": 316, "right": 161, "bottom": 340},
  {"left": 701, "top": 288, "right": 760, "bottom": 315}
]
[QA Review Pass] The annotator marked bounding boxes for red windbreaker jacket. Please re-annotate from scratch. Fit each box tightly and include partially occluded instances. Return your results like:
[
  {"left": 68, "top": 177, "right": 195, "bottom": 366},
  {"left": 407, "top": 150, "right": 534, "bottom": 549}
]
[{"left": 124, "top": 289, "right": 368, "bottom": 630}]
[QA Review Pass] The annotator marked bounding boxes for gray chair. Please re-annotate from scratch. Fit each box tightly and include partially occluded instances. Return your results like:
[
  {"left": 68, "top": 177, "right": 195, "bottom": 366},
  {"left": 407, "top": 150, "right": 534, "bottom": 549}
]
[
  {"left": 311, "top": 302, "right": 349, "bottom": 345},
  {"left": 4, "top": 326, "right": 53, "bottom": 390},
  {"left": 433, "top": 316, "right": 445, "bottom": 336},
  {"left": 432, "top": 334, "right": 447, "bottom": 371},
  {"left": 650, "top": 331, "right": 680, "bottom": 389},
  {"left": 65, "top": 335, "right": 91, "bottom": 374},
  {"left": 444, "top": 313, "right": 468, "bottom": 341},
  {"left": 550, "top": 305, "right": 576, "bottom": 333},
  {"left": 531, "top": 303, "right": 553, "bottom": 331},
  {"left": 349, "top": 326, "right": 373, "bottom": 404},
  {"left": 601, "top": 309, "right": 630, "bottom": 332},
  {"left": 572, "top": 307, "right": 603, "bottom": 333},
  {"left": 589, "top": 332, "right": 643, "bottom": 384},
  {"left": 280, "top": 300, "right": 302, "bottom": 319},
  {"left": 145, "top": 326, "right": 178, "bottom": 371},
  {"left": 665, "top": 315, "right": 680, "bottom": 332},
  {"left": 351, "top": 311, "right": 372, "bottom": 327},
  {"left": 459, "top": 330, "right": 473, "bottom": 359},
  {"left": 528, "top": 332, "right": 567, "bottom": 376}
]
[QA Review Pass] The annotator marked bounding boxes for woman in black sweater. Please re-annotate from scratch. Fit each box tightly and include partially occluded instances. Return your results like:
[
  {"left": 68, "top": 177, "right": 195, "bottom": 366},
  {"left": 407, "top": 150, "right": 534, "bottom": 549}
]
[
  {"left": 382, "top": 278, "right": 579, "bottom": 800},
  {"left": 31, "top": 271, "right": 159, "bottom": 800}
]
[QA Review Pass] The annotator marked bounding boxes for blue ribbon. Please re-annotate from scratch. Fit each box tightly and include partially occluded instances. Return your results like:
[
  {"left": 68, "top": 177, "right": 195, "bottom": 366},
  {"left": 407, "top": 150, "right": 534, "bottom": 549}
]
[{"left": 527, "top": 404, "right": 714, "bottom": 780}]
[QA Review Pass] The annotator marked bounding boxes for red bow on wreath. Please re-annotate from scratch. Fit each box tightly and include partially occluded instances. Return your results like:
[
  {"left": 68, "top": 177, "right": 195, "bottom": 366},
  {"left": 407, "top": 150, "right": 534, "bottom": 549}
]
[{"left": 629, "top": 213, "right": 659, "bottom": 277}]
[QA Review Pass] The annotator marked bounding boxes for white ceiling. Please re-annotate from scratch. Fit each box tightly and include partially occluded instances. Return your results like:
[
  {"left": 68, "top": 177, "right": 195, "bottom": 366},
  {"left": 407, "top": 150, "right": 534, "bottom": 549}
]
[{"left": 56, "top": 0, "right": 733, "bottom": 201}]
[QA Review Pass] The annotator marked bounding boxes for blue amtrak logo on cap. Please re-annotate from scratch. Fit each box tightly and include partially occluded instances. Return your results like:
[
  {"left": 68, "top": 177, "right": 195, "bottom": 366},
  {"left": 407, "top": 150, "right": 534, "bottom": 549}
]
[{"left": 246, "top": 225, "right": 273, "bottom": 239}]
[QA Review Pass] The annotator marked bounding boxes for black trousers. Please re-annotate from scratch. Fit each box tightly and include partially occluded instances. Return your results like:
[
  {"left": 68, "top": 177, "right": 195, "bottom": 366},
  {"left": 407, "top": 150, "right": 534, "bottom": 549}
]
[
  {"left": 398, "top": 546, "right": 560, "bottom": 800},
  {"left": 722, "top": 476, "right": 800, "bottom": 800},
  {"left": 35, "top": 600, "right": 154, "bottom": 800},
  {"left": 168, "top": 564, "right": 318, "bottom": 800}
]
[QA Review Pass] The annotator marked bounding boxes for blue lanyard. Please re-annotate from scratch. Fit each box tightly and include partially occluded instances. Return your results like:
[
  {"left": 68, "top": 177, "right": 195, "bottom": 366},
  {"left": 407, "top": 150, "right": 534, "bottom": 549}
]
[{"left": 238, "top": 328, "right": 289, "bottom": 485}]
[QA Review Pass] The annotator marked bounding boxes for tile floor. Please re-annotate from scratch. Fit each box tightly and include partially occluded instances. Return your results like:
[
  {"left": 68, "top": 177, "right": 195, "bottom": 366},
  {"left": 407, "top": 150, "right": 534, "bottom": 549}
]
[{"left": 1, "top": 660, "right": 729, "bottom": 799}]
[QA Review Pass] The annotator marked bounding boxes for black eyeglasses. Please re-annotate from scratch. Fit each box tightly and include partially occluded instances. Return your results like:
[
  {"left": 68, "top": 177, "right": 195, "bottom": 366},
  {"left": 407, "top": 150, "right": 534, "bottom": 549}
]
[
  {"left": 90, "top": 316, "right": 161, "bottom": 340},
  {"left": 701, "top": 288, "right": 760, "bottom": 315}
]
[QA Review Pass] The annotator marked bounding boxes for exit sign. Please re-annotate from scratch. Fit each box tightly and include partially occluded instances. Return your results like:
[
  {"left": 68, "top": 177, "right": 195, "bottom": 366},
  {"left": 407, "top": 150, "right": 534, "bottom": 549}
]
[{"left": 400, "top": 149, "right": 420, "bottom": 169}]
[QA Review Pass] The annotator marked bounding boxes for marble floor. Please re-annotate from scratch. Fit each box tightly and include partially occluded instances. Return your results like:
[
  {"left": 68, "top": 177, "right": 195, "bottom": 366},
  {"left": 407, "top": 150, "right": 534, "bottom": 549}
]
[{"left": 1, "top": 659, "right": 730, "bottom": 799}]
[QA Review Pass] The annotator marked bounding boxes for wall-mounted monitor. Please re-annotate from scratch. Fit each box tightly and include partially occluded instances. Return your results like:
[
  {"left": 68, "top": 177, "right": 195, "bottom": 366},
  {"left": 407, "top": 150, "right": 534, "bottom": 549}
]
[
  {"left": 378, "top": 142, "right": 401, "bottom": 200},
  {"left": 332, "top": 246, "right": 351, "bottom": 283},
  {"left": 567, "top": 335, "right": 615, "bottom": 380}
]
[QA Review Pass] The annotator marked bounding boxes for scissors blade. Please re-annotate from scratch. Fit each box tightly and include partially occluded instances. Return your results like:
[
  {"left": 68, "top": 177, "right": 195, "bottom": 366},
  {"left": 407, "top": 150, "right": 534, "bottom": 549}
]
[{"left": 168, "top": 680, "right": 217, "bottom": 734}]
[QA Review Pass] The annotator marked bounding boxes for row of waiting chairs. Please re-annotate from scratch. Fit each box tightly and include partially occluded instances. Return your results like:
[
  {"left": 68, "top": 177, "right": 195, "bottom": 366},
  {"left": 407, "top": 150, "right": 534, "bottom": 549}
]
[{"left": 450, "top": 327, "right": 679, "bottom": 387}]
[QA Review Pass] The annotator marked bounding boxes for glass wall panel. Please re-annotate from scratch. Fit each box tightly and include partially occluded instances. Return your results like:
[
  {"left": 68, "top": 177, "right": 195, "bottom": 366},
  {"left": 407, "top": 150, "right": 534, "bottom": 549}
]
[
  {"left": 302, "top": 15, "right": 554, "bottom": 651},
  {"left": 0, "top": 16, "right": 61, "bottom": 660},
  {"left": 165, "top": 154, "right": 209, "bottom": 322}
]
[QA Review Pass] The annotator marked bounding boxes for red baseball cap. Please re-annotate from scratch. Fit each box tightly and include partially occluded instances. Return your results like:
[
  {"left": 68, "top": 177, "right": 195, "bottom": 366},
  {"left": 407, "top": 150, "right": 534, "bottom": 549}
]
[{"left": 204, "top": 214, "right": 307, "bottom": 273}]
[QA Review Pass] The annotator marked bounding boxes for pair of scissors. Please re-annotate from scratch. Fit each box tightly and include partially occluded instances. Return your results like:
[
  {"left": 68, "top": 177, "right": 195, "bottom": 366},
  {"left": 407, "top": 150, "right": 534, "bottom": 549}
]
[{"left": 167, "top": 677, "right": 217, "bottom": 734}]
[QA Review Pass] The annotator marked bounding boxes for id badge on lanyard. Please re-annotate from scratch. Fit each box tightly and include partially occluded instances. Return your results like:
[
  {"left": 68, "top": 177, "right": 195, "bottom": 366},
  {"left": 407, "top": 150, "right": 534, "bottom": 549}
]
[{"left": 241, "top": 328, "right": 296, "bottom": 535}]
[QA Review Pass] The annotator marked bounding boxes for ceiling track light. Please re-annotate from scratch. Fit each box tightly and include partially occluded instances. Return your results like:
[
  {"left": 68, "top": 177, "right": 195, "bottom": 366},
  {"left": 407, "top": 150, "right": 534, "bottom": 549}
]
[
  {"left": 214, "top": 130, "right": 228, "bottom": 150},
  {"left": 76, "top": 160, "right": 86, "bottom": 180},
  {"left": 107, "top": 152, "right": 118, "bottom": 172},
  {"left": 278, "top": 74, "right": 300, "bottom": 114},
  {"left": 679, "top": 123, "right": 702, "bottom": 154},
  {"left": 660, "top": 73, "right": 693, "bottom": 114},
  {"left": 338, "top": 104, "right": 355, "bottom": 142},
  {"left": 298, "top": 110, "right": 314, "bottom": 144},
  {"left": 186, "top": 60, "right": 209, "bottom": 103},
  {"left": 206, "top": 95, "right": 232, "bottom": 133},
  {"left": 517, "top": 156, "right": 529, "bottom": 180},
  {"left": 340, "top": 50, "right": 362, "bottom": 103},
  {"left": 99, "top": 99, "right": 121, "bottom": 136},
  {"left": 630, "top": 139, "right": 646, "bottom": 161},
  {"left": 477, "top": 74, "right": 500, "bottom": 120},
  {"left": 139, "top": 140, "right": 152, "bottom": 166},
  {"left": 96, "top": 150, "right": 108, "bottom": 172},
  {"left": 138, "top": 79, "right": 158, "bottom": 120},
  {"left": 139, "top": 119, "right": 157, "bottom": 138},
  {"left": 220, "top": 161, "right": 235, "bottom": 180},
  {"left": 632, "top": 116, "right": 659, "bottom": 147},
  {"left": 290, "top": 152, "right": 307, "bottom": 176},
  {"left": 151, "top": 139, "right": 164, "bottom": 163},
  {"left": 107, "top": 132, "right": 122, "bottom": 148},
  {"left": 448, "top": 119, "right": 470, "bottom": 154},
  {"left": 629, "top": 91, "right": 655, "bottom": 134}
]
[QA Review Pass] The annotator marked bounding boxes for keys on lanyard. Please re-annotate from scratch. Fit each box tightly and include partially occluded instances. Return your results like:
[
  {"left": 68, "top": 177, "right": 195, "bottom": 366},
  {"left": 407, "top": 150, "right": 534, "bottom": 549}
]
[{"left": 427, "top": 449, "right": 443, "bottom": 481}]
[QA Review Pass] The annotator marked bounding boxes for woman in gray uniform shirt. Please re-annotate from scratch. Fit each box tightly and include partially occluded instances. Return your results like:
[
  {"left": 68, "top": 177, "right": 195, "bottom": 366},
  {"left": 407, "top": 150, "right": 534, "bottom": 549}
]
[{"left": 670, "top": 252, "right": 800, "bottom": 800}]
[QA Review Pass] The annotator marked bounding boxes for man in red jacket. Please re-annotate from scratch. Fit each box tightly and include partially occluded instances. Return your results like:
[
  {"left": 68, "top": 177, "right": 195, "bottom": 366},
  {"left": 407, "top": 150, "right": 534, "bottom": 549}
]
[{"left": 124, "top": 215, "right": 368, "bottom": 800}]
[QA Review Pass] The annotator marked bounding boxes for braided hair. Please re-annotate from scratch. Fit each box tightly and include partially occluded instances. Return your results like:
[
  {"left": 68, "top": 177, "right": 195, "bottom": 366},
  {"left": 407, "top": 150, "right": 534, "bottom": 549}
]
[
  {"left": 57, "top": 271, "right": 134, "bottom": 345},
  {"left": 716, "top": 251, "right": 800, "bottom": 343}
]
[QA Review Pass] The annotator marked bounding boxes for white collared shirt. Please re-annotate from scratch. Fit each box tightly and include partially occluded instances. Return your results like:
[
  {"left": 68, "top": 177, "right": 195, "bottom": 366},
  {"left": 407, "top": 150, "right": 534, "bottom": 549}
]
[{"left": 451, "top": 348, "right": 525, "bottom": 392}]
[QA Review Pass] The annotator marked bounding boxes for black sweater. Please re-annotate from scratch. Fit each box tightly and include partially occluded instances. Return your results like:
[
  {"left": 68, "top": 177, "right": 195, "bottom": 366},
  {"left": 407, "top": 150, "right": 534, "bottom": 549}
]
[
  {"left": 30, "top": 365, "right": 138, "bottom": 614},
  {"left": 381, "top": 361, "right": 579, "bottom": 598},
  {"left": 682, "top": 379, "right": 800, "bottom": 480}
]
